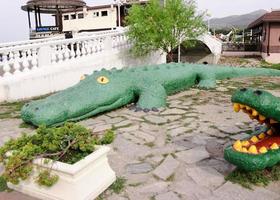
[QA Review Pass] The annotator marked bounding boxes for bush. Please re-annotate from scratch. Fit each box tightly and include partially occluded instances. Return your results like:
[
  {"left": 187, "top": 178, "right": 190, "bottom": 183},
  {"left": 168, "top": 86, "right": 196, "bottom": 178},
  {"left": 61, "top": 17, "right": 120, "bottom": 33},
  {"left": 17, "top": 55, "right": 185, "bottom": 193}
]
[{"left": 0, "top": 123, "right": 115, "bottom": 188}]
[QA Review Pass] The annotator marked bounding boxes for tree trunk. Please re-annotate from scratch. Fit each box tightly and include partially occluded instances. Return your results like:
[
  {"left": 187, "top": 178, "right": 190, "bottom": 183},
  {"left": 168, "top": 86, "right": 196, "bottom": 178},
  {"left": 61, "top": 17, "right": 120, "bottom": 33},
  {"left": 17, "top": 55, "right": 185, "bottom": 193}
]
[{"left": 167, "top": 51, "right": 174, "bottom": 63}]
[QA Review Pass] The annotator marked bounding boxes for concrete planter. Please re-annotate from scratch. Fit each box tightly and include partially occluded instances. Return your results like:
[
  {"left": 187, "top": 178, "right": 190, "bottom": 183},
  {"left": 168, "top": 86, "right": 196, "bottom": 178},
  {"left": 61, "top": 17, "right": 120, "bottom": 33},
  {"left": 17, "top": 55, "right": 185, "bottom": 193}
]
[{"left": 8, "top": 146, "right": 116, "bottom": 200}]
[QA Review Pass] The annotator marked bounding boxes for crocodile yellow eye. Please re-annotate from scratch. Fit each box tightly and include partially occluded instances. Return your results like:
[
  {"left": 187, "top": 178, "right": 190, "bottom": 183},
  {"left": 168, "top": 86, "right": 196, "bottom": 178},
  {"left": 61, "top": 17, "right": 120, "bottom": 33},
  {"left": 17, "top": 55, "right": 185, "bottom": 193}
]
[{"left": 97, "top": 76, "right": 109, "bottom": 84}]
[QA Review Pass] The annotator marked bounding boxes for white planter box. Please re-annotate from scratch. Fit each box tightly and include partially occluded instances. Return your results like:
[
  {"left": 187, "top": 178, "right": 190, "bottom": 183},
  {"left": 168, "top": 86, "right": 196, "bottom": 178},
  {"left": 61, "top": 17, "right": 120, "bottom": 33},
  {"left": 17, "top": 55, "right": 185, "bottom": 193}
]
[{"left": 8, "top": 146, "right": 116, "bottom": 200}]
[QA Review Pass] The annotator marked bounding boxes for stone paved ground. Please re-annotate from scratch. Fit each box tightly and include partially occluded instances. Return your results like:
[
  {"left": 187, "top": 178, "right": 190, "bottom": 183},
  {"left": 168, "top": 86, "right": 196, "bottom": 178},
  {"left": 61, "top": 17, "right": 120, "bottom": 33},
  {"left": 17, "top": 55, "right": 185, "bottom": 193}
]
[{"left": 0, "top": 76, "right": 279, "bottom": 200}]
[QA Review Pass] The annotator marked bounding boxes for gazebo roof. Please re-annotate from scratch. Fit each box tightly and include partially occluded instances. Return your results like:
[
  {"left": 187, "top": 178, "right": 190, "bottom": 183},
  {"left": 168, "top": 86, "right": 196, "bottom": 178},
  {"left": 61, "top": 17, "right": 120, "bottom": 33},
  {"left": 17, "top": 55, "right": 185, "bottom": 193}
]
[
  {"left": 22, "top": 0, "right": 86, "bottom": 14},
  {"left": 248, "top": 10, "right": 280, "bottom": 29}
]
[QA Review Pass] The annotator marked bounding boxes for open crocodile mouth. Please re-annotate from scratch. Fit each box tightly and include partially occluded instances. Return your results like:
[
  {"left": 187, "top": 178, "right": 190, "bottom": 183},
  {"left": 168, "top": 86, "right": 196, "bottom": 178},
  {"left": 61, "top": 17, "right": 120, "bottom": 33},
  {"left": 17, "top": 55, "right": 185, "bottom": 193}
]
[{"left": 232, "top": 102, "right": 280, "bottom": 154}]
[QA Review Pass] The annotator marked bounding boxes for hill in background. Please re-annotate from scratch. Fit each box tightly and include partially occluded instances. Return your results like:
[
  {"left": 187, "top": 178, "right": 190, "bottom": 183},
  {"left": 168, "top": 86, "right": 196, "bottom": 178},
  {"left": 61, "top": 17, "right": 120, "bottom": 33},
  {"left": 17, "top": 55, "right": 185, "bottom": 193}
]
[{"left": 209, "top": 9, "right": 268, "bottom": 30}]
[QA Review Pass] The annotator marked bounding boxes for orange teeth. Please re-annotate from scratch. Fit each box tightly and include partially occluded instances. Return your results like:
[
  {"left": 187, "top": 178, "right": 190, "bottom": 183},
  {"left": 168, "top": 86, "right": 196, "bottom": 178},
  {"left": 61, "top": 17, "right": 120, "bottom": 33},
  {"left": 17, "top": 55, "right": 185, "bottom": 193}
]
[
  {"left": 250, "top": 136, "right": 259, "bottom": 143},
  {"left": 252, "top": 110, "right": 258, "bottom": 117},
  {"left": 248, "top": 145, "right": 258, "bottom": 154},
  {"left": 245, "top": 106, "right": 251, "bottom": 111},
  {"left": 233, "top": 140, "right": 242, "bottom": 151},
  {"left": 233, "top": 103, "right": 241, "bottom": 112},
  {"left": 267, "top": 129, "right": 273, "bottom": 135},
  {"left": 259, "top": 147, "right": 268, "bottom": 154},
  {"left": 241, "top": 140, "right": 250, "bottom": 147},
  {"left": 242, "top": 147, "right": 248, "bottom": 153},
  {"left": 239, "top": 104, "right": 245, "bottom": 109},
  {"left": 258, "top": 133, "right": 266, "bottom": 139},
  {"left": 249, "top": 114, "right": 255, "bottom": 120},
  {"left": 259, "top": 115, "right": 266, "bottom": 121},
  {"left": 270, "top": 119, "right": 278, "bottom": 124},
  {"left": 271, "top": 143, "right": 279, "bottom": 150}
]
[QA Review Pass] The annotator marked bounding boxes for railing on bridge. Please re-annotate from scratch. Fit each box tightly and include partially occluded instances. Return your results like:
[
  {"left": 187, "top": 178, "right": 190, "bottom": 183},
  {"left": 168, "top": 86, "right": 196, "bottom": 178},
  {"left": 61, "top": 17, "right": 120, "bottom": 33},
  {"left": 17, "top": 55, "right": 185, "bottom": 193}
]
[
  {"left": 222, "top": 42, "right": 260, "bottom": 52},
  {"left": 0, "top": 30, "right": 130, "bottom": 78}
]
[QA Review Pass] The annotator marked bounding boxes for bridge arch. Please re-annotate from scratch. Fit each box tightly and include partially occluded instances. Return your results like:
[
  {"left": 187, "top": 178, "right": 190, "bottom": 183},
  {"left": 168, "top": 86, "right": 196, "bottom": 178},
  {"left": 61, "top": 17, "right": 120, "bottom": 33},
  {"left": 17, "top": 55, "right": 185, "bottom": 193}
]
[{"left": 169, "top": 34, "right": 222, "bottom": 64}]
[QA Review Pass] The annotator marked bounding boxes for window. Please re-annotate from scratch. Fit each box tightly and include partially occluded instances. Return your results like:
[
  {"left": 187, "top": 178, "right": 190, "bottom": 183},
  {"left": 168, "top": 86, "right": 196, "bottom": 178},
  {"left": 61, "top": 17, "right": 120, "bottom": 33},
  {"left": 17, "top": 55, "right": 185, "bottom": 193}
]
[
  {"left": 64, "top": 15, "right": 69, "bottom": 20},
  {"left": 78, "top": 13, "right": 84, "bottom": 19},
  {"left": 71, "top": 14, "right": 76, "bottom": 20},
  {"left": 101, "top": 10, "right": 108, "bottom": 17},
  {"left": 93, "top": 12, "right": 99, "bottom": 17}
]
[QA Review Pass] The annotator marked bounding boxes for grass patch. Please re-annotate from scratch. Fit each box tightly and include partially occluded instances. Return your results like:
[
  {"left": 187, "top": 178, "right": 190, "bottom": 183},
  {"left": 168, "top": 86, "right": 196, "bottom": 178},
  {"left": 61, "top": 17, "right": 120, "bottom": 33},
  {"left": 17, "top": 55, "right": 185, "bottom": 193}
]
[
  {"left": 19, "top": 122, "right": 36, "bottom": 129},
  {"left": 261, "top": 60, "right": 280, "bottom": 70},
  {"left": 128, "top": 182, "right": 142, "bottom": 187},
  {"left": 109, "top": 177, "right": 126, "bottom": 194},
  {"left": 166, "top": 173, "right": 175, "bottom": 182},
  {"left": 225, "top": 164, "right": 280, "bottom": 189},
  {"left": 145, "top": 142, "right": 155, "bottom": 148}
]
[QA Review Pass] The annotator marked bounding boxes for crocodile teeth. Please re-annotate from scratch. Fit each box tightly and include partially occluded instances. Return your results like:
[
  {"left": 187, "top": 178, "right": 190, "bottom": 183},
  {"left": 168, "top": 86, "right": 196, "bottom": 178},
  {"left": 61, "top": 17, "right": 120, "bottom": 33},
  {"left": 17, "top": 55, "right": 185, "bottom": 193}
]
[
  {"left": 233, "top": 140, "right": 242, "bottom": 151},
  {"left": 248, "top": 145, "right": 258, "bottom": 154},
  {"left": 259, "top": 115, "right": 266, "bottom": 121},
  {"left": 239, "top": 104, "right": 245, "bottom": 109},
  {"left": 267, "top": 129, "right": 273, "bottom": 135},
  {"left": 270, "top": 119, "right": 278, "bottom": 124},
  {"left": 241, "top": 140, "right": 250, "bottom": 147},
  {"left": 271, "top": 143, "right": 279, "bottom": 150},
  {"left": 249, "top": 114, "right": 255, "bottom": 120},
  {"left": 258, "top": 133, "right": 266, "bottom": 139},
  {"left": 250, "top": 136, "right": 259, "bottom": 143},
  {"left": 259, "top": 147, "right": 268, "bottom": 154},
  {"left": 252, "top": 110, "right": 258, "bottom": 117},
  {"left": 242, "top": 147, "right": 248, "bottom": 153},
  {"left": 233, "top": 103, "right": 240, "bottom": 112},
  {"left": 245, "top": 106, "right": 251, "bottom": 111}
]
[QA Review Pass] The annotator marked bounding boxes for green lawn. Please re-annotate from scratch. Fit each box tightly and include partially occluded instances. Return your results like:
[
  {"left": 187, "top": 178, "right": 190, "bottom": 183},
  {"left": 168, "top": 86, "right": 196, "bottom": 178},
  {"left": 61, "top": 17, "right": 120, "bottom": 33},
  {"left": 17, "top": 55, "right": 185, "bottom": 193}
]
[{"left": 261, "top": 60, "right": 280, "bottom": 70}]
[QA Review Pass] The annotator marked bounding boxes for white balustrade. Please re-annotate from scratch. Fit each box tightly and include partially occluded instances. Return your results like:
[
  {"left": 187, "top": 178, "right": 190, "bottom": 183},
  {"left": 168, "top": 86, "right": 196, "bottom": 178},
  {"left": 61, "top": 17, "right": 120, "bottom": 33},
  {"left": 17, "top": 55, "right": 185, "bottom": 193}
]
[
  {"left": 0, "top": 29, "right": 131, "bottom": 78},
  {"left": 22, "top": 50, "right": 30, "bottom": 73}
]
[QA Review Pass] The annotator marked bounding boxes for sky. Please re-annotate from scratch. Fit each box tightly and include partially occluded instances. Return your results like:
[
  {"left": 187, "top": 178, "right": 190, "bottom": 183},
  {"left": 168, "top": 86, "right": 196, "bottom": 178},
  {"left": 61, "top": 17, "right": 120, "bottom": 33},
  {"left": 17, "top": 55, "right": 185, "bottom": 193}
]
[{"left": 0, "top": 0, "right": 279, "bottom": 43}]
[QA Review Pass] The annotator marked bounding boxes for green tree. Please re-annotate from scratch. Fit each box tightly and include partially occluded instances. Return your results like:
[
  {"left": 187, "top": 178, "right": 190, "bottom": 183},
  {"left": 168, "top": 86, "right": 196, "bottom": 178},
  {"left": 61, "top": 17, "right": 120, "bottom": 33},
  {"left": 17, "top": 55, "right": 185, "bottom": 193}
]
[{"left": 125, "top": 0, "right": 206, "bottom": 62}]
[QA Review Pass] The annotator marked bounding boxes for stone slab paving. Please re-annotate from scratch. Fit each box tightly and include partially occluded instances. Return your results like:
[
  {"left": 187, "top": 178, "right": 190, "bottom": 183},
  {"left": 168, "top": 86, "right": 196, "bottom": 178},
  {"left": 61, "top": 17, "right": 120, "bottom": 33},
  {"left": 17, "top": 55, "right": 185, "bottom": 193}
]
[{"left": 0, "top": 76, "right": 280, "bottom": 200}]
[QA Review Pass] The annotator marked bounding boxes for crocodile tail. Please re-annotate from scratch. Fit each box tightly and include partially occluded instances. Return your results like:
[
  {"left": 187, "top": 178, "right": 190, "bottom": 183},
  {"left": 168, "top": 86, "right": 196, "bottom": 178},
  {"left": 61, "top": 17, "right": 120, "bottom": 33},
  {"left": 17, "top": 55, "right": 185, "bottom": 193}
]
[{"left": 215, "top": 66, "right": 280, "bottom": 80}]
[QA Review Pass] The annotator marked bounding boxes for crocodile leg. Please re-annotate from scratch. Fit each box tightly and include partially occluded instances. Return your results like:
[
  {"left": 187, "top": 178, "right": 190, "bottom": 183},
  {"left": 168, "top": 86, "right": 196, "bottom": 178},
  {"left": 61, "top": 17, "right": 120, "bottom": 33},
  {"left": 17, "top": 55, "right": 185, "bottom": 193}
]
[
  {"left": 136, "top": 83, "right": 167, "bottom": 110},
  {"left": 197, "top": 73, "right": 216, "bottom": 89},
  {"left": 198, "top": 79, "right": 216, "bottom": 89}
]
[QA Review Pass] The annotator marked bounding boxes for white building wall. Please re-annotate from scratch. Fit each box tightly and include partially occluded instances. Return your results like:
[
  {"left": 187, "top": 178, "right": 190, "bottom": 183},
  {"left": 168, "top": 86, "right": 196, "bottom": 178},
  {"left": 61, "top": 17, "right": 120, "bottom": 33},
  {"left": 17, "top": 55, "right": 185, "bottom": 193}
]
[
  {"left": 261, "top": 53, "right": 280, "bottom": 64},
  {"left": 62, "top": 7, "right": 117, "bottom": 32}
]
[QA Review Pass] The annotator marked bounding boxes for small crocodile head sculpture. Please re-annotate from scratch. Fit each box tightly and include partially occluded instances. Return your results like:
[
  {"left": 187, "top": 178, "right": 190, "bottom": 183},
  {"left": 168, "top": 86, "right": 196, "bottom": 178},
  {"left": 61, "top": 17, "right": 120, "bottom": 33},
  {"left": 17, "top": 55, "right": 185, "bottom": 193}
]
[
  {"left": 21, "top": 69, "right": 136, "bottom": 127},
  {"left": 224, "top": 88, "right": 280, "bottom": 171}
]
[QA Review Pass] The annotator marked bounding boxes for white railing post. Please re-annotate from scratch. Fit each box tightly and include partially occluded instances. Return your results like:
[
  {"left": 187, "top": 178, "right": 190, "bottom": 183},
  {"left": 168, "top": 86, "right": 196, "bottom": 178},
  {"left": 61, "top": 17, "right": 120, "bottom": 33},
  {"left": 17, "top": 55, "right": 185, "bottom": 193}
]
[
  {"left": 22, "top": 50, "right": 30, "bottom": 73},
  {"left": 104, "top": 35, "right": 113, "bottom": 52},
  {"left": 38, "top": 46, "right": 52, "bottom": 67},
  {"left": 3, "top": 53, "right": 12, "bottom": 77},
  {"left": 13, "top": 51, "right": 21, "bottom": 74}
]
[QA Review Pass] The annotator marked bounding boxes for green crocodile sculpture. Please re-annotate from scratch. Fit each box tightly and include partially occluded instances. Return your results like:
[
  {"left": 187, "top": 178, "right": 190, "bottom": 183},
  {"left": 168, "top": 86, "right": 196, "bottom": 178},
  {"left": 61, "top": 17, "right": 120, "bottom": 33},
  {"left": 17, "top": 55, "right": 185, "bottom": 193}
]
[
  {"left": 21, "top": 63, "right": 280, "bottom": 127},
  {"left": 224, "top": 88, "right": 280, "bottom": 171}
]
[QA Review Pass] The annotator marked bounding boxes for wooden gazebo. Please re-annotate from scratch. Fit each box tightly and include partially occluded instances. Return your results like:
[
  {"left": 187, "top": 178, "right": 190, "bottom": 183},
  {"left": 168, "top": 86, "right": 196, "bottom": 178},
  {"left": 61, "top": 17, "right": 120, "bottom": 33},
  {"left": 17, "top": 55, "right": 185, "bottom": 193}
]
[{"left": 22, "top": 0, "right": 86, "bottom": 33}]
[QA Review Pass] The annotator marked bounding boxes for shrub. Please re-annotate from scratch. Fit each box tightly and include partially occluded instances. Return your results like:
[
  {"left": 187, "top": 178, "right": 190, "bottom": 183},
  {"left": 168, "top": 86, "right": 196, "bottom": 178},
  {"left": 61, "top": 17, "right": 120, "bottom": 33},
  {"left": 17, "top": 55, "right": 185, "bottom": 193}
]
[{"left": 0, "top": 123, "right": 115, "bottom": 188}]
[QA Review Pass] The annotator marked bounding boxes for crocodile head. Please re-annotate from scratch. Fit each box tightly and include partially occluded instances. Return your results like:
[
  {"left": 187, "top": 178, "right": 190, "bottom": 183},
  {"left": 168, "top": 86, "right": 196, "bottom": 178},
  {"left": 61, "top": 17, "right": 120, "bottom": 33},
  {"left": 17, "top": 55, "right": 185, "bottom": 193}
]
[
  {"left": 224, "top": 88, "right": 280, "bottom": 171},
  {"left": 21, "top": 69, "right": 135, "bottom": 127}
]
